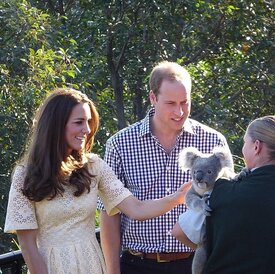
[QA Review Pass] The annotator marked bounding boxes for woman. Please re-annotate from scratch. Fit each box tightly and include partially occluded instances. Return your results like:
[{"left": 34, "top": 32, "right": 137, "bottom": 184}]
[
  {"left": 4, "top": 88, "right": 190, "bottom": 274},
  {"left": 173, "top": 115, "right": 275, "bottom": 274}
]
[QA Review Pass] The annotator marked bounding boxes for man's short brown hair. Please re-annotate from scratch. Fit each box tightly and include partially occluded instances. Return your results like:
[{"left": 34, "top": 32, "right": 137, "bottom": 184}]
[{"left": 149, "top": 61, "right": 192, "bottom": 96}]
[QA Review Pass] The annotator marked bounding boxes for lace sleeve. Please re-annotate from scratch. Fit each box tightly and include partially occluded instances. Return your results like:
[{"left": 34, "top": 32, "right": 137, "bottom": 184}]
[
  {"left": 4, "top": 165, "right": 38, "bottom": 234},
  {"left": 96, "top": 157, "right": 132, "bottom": 216}
]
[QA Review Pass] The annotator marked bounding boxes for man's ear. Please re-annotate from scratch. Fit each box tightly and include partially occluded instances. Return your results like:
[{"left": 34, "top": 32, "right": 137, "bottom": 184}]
[{"left": 149, "top": 90, "right": 157, "bottom": 105}]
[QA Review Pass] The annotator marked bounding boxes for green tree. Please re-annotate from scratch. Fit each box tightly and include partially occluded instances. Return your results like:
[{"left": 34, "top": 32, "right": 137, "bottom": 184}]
[
  {"left": 0, "top": 0, "right": 274, "bottom": 253},
  {"left": 0, "top": 0, "right": 83, "bottom": 252}
]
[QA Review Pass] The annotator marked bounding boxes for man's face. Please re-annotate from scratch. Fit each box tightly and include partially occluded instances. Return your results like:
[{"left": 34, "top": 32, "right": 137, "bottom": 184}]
[{"left": 150, "top": 79, "right": 191, "bottom": 133}]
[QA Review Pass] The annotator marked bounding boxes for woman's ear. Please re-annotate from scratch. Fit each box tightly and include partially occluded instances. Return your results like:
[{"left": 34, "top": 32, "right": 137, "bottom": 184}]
[{"left": 254, "top": 139, "right": 263, "bottom": 154}]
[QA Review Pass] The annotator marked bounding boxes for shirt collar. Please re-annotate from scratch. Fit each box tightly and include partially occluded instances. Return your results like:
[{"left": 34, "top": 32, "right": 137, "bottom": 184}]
[
  {"left": 182, "top": 119, "right": 195, "bottom": 135},
  {"left": 139, "top": 108, "right": 195, "bottom": 137},
  {"left": 139, "top": 109, "right": 154, "bottom": 136}
]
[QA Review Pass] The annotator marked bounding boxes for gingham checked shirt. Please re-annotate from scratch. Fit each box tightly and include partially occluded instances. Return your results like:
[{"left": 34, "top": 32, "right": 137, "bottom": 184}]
[{"left": 101, "top": 109, "right": 230, "bottom": 253}]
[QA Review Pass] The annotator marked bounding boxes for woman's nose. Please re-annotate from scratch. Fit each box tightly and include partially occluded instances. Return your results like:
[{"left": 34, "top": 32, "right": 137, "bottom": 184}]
[{"left": 82, "top": 122, "right": 91, "bottom": 134}]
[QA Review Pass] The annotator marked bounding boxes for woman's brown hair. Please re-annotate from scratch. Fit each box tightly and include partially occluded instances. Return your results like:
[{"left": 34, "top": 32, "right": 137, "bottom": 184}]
[{"left": 21, "top": 88, "right": 99, "bottom": 201}]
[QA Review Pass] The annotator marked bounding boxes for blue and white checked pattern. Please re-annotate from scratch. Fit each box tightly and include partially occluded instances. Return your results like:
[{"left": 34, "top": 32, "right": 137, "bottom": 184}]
[{"left": 101, "top": 109, "right": 230, "bottom": 253}]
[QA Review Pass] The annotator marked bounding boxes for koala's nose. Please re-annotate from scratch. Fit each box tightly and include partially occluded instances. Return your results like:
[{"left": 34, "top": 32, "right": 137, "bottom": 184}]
[{"left": 195, "top": 171, "right": 204, "bottom": 182}]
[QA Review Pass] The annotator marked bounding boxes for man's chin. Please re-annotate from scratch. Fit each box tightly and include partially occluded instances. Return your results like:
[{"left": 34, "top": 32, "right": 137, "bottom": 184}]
[{"left": 172, "top": 121, "right": 185, "bottom": 130}]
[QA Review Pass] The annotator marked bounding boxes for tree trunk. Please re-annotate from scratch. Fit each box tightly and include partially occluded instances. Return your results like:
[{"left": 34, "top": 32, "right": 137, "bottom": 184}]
[{"left": 106, "top": 30, "right": 126, "bottom": 130}]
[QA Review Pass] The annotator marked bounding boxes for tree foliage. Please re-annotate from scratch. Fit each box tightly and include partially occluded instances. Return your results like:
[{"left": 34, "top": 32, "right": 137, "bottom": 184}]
[{"left": 0, "top": 0, "right": 274, "bottom": 253}]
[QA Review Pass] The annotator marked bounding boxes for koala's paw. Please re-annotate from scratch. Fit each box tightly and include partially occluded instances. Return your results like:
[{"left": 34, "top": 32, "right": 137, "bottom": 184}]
[
  {"left": 193, "top": 198, "right": 212, "bottom": 216},
  {"left": 232, "top": 167, "right": 251, "bottom": 182},
  {"left": 202, "top": 193, "right": 212, "bottom": 216},
  {"left": 203, "top": 202, "right": 212, "bottom": 216},
  {"left": 202, "top": 193, "right": 211, "bottom": 203}
]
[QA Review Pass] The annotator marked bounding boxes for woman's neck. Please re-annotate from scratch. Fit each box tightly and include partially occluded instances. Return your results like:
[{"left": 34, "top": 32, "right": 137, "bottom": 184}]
[{"left": 252, "top": 159, "right": 275, "bottom": 170}]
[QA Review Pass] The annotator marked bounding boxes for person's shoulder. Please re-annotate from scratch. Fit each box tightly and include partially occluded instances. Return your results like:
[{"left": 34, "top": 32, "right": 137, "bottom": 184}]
[
  {"left": 216, "top": 177, "right": 231, "bottom": 185},
  {"left": 213, "top": 178, "right": 232, "bottom": 193},
  {"left": 12, "top": 163, "right": 27, "bottom": 177},
  {"left": 209, "top": 178, "right": 232, "bottom": 202},
  {"left": 86, "top": 153, "right": 105, "bottom": 174},
  {"left": 10, "top": 163, "right": 27, "bottom": 188},
  {"left": 86, "top": 153, "right": 103, "bottom": 165},
  {"left": 188, "top": 118, "right": 225, "bottom": 137}
]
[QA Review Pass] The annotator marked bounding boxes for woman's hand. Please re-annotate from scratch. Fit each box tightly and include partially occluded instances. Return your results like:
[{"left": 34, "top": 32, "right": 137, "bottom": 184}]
[
  {"left": 117, "top": 181, "right": 192, "bottom": 221},
  {"left": 173, "top": 181, "right": 192, "bottom": 205}
]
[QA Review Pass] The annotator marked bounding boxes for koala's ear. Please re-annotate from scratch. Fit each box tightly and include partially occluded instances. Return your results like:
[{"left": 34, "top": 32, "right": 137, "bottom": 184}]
[
  {"left": 213, "top": 147, "right": 234, "bottom": 171},
  {"left": 178, "top": 147, "right": 201, "bottom": 170}
]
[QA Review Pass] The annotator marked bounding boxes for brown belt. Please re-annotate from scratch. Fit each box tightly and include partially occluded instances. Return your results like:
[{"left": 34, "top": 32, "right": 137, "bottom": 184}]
[{"left": 124, "top": 249, "right": 193, "bottom": 263}]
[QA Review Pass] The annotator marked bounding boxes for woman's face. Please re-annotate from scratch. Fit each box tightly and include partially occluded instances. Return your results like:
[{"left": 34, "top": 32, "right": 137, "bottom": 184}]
[
  {"left": 242, "top": 131, "right": 256, "bottom": 169},
  {"left": 65, "top": 102, "right": 91, "bottom": 156}
]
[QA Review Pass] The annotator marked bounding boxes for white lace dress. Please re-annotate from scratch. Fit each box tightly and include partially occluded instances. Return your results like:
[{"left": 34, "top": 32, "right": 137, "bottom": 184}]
[{"left": 4, "top": 154, "right": 132, "bottom": 274}]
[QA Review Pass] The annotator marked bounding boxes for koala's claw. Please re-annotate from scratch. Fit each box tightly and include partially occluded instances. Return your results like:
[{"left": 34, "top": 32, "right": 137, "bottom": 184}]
[
  {"left": 203, "top": 203, "right": 212, "bottom": 216},
  {"left": 202, "top": 193, "right": 211, "bottom": 203},
  {"left": 232, "top": 167, "right": 251, "bottom": 182}
]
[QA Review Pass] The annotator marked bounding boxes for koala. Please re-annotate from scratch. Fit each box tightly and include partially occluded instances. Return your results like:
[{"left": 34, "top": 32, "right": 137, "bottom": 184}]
[
  {"left": 179, "top": 147, "right": 235, "bottom": 216},
  {"left": 178, "top": 147, "right": 235, "bottom": 274}
]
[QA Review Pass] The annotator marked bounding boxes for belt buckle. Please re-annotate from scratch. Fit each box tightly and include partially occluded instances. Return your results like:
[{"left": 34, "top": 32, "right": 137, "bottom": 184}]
[{"left": 156, "top": 253, "right": 169, "bottom": 263}]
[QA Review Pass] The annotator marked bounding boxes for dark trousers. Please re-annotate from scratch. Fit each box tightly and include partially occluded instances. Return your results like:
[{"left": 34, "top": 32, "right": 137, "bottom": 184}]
[{"left": 121, "top": 251, "right": 194, "bottom": 274}]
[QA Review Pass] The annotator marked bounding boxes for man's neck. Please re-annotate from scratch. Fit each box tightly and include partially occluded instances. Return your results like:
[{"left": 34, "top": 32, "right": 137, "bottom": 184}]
[{"left": 150, "top": 117, "right": 181, "bottom": 153}]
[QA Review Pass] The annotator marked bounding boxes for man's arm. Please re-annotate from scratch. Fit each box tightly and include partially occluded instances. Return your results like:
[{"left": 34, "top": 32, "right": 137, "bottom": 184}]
[
  {"left": 171, "top": 222, "right": 197, "bottom": 250},
  {"left": 100, "top": 211, "right": 121, "bottom": 274}
]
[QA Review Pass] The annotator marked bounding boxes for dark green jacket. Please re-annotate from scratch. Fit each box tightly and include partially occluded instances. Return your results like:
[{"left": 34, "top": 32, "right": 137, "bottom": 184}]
[{"left": 203, "top": 165, "right": 275, "bottom": 274}]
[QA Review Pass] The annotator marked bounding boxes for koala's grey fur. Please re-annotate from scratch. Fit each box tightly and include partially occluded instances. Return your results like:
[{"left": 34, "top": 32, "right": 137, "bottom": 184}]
[{"left": 178, "top": 147, "right": 235, "bottom": 274}]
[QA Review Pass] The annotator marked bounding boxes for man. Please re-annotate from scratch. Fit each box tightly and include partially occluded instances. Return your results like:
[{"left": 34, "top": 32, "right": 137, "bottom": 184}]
[{"left": 99, "top": 61, "right": 231, "bottom": 274}]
